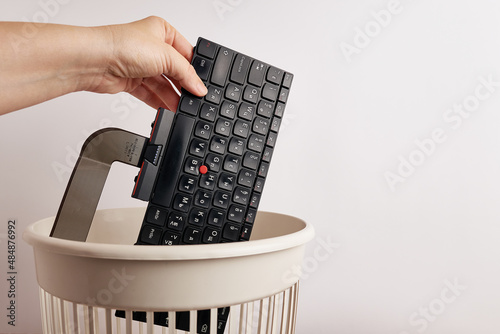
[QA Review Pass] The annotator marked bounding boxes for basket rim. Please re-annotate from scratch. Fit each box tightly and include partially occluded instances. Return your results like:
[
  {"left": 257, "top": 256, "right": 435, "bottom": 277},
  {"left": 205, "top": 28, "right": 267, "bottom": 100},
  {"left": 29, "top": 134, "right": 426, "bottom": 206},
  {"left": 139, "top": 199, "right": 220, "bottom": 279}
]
[{"left": 23, "top": 208, "right": 315, "bottom": 261}]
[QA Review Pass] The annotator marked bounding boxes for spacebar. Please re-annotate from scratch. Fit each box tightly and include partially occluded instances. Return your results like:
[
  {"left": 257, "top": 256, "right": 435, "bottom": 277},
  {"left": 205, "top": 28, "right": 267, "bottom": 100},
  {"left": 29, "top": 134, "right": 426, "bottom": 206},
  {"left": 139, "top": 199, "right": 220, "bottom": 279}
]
[{"left": 151, "top": 114, "right": 195, "bottom": 207}]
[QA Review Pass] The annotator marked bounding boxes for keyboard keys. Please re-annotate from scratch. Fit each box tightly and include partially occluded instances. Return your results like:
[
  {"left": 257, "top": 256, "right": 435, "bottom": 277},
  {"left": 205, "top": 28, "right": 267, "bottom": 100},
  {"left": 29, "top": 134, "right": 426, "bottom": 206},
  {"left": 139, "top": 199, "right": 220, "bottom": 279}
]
[
  {"left": 197, "top": 38, "right": 217, "bottom": 59},
  {"left": 223, "top": 155, "right": 240, "bottom": 173},
  {"left": 199, "top": 172, "right": 216, "bottom": 190},
  {"left": 228, "top": 205, "right": 245, "bottom": 223},
  {"left": 211, "top": 47, "right": 234, "bottom": 86},
  {"left": 200, "top": 103, "right": 218, "bottom": 121},
  {"left": 208, "top": 209, "right": 224, "bottom": 227},
  {"left": 146, "top": 206, "right": 167, "bottom": 226},
  {"left": 248, "top": 134, "right": 265, "bottom": 153},
  {"left": 195, "top": 121, "right": 212, "bottom": 140},
  {"left": 258, "top": 162, "right": 270, "bottom": 178},
  {"left": 140, "top": 225, "right": 162, "bottom": 244},
  {"left": 218, "top": 173, "right": 235, "bottom": 191},
  {"left": 189, "top": 209, "right": 206, "bottom": 226},
  {"left": 266, "top": 132, "right": 277, "bottom": 147},
  {"left": 238, "top": 103, "right": 255, "bottom": 121},
  {"left": 262, "top": 83, "right": 279, "bottom": 101},
  {"left": 215, "top": 119, "right": 233, "bottom": 136},
  {"left": 271, "top": 117, "right": 281, "bottom": 133},
  {"left": 250, "top": 193, "right": 261, "bottom": 208},
  {"left": 225, "top": 83, "right": 242, "bottom": 102},
  {"left": 240, "top": 224, "right": 252, "bottom": 240},
  {"left": 228, "top": 138, "right": 244, "bottom": 155},
  {"left": 282, "top": 72, "right": 293, "bottom": 88},
  {"left": 172, "top": 194, "right": 191, "bottom": 212},
  {"left": 220, "top": 101, "right": 237, "bottom": 119},
  {"left": 274, "top": 102, "right": 285, "bottom": 118},
  {"left": 210, "top": 136, "right": 227, "bottom": 154},
  {"left": 180, "top": 96, "right": 200, "bottom": 116},
  {"left": 167, "top": 212, "right": 186, "bottom": 231},
  {"left": 243, "top": 152, "right": 260, "bottom": 170},
  {"left": 267, "top": 67, "right": 284, "bottom": 85},
  {"left": 139, "top": 37, "right": 292, "bottom": 246},
  {"left": 184, "top": 156, "right": 202, "bottom": 175},
  {"left": 231, "top": 53, "right": 251, "bottom": 85},
  {"left": 279, "top": 87, "right": 289, "bottom": 103},
  {"left": 233, "top": 119, "right": 250, "bottom": 138},
  {"left": 248, "top": 61, "right": 267, "bottom": 87},
  {"left": 195, "top": 190, "right": 212, "bottom": 208},
  {"left": 238, "top": 169, "right": 256, "bottom": 187},
  {"left": 192, "top": 56, "right": 212, "bottom": 81},
  {"left": 245, "top": 208, "right": 257, "bottom": 224},
  {"left": 162, "top": 232, "right": 181, "bottom": 245},
  {"left": 253, "top": 117, "right": 270, "bottom": 136},
  {"left": 213, "top": 191, "right": 230, "bottom": 209},
  {"left": 233, "top": 187, "right": 250, "bottom": 205},
  {"left": 257, "top": 100, "right": 274, "bottom": 118},
  {"left": 206, "top": 85, "right": 223, "bottom": 105},
  {"left": 179, "top": 175, "right": 196, "bottom": 193},
  {"left": 189, "top": 139, "right": 207, "bottom": 157},
  {"left": 183, "top": 227, "right": 202, "bottom": 244},
  {"left": 243, "top": 86, "right": 260, "bottom": 104},
  {"left": 262, "top": 147, "right": 273, "bottom": 162},
  {"left": 133, "top": 38, "right": 293, "bottom": 334},
  {"left": 223, "top": 224, "right": 240, "bottom": 241},
  {"left": 203, "top": 227, "right": 221, "bottom": 243},
  {"left": 206, "top": 153, "right": 221, "bottom": 172},
  {"left": 254, "top": 178, "right": 264, "bottom": 193}
]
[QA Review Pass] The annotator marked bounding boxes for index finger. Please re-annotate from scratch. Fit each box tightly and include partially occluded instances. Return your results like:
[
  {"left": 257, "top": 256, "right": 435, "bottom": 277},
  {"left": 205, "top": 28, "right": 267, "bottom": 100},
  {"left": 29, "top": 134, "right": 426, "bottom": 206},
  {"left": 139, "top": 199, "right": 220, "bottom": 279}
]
[{"left": 161, "top": 18, "right": 194, "bottom": 62}]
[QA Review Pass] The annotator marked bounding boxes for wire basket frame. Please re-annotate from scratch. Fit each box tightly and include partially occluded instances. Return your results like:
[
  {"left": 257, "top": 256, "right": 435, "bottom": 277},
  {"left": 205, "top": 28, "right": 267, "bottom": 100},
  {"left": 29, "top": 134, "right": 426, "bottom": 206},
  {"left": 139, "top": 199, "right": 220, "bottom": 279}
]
[{"left": 39, "top": 282, "right": 300, "bottom": 334}]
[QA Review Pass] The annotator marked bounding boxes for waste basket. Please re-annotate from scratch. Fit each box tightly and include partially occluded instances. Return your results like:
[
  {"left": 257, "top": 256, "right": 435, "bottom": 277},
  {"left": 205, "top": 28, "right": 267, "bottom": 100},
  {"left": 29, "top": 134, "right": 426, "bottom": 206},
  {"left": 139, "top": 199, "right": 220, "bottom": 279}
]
[{"left": 24, "top": 207, "right": 314, "bottom": 334}]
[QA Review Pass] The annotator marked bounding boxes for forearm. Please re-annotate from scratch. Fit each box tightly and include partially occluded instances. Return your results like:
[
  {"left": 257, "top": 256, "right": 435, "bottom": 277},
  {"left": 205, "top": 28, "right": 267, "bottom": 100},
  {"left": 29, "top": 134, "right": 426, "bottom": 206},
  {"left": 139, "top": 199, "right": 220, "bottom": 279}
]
[{"left": 0, "top": 22, "right": 109, "bottom": 114}]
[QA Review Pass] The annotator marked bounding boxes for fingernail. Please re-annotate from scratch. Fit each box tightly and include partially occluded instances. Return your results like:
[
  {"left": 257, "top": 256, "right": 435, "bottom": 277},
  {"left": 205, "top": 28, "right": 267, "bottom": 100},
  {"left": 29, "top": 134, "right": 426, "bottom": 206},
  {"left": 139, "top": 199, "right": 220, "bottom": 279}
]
[{"left": 197, "top": 81, "right": 208, "bottom": 96}]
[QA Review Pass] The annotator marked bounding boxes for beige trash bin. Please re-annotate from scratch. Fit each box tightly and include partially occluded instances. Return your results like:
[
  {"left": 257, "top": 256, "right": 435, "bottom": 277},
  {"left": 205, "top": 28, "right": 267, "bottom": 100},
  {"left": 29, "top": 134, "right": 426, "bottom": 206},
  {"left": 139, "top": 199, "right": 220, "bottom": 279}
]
[{"left": 24, "top": 207, "right": 314, "bottom": 334}]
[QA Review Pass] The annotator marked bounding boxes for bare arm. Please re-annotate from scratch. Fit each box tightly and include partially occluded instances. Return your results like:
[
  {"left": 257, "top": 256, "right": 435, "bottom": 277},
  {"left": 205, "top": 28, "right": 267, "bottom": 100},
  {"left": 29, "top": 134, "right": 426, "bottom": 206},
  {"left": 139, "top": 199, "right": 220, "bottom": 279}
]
[{"left": 0, "top": 16, "right": 207, "bottom": 115}]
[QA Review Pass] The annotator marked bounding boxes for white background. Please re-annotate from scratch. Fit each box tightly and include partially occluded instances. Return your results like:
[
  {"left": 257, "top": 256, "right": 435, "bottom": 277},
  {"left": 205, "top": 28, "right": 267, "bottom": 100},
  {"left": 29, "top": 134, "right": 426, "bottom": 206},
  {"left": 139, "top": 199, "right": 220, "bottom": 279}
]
[{"left": 2, "top": 0, "right": 500, "bottom": 333}]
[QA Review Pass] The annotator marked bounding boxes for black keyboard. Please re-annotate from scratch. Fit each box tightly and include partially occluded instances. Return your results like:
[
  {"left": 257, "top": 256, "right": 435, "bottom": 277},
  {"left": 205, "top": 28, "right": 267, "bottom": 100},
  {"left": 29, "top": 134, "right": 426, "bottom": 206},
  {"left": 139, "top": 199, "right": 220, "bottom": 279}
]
[
  {"left": 117, "top": 37, "right": 293, "bottom": 334},
  {"left": 133, "top": 37, "right": 293, "bottom": 246}
]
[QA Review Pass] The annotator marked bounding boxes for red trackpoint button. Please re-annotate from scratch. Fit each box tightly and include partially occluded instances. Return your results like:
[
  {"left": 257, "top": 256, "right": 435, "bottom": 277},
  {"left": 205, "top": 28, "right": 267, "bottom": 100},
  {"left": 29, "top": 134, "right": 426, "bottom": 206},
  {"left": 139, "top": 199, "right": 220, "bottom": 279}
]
[{"left": 200, "top": 165, "right": 208, "bottom": 174}]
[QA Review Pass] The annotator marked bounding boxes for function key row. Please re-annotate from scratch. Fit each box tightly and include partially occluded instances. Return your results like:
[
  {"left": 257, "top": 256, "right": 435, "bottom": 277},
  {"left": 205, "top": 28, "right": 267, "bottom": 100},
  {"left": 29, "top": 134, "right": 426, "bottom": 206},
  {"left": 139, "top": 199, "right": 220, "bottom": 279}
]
[{"left": 194, "top": 39, "right": 293, "bottom": 91}]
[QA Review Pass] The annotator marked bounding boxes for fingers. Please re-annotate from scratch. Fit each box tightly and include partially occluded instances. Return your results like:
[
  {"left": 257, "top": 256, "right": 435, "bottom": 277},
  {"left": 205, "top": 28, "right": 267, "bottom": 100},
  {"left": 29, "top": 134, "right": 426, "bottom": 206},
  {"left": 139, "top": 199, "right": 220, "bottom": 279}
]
[
  {"left": 161, "top": 43, "right": 207, "bottom": 97},
  {"left": 160, "top": 18, "right": 194, "bottom": 62},
  {"left": 109, "top": 17, "right": 207, "bottom": 108},
  {"left": 129, "top": 76, "right": 181, "bottom": 112},
  {"left": 143, "top": 75, "right": 181, "bottom": 111},
  {"left": 136, "top": 16, "right": 206, "bottom": 97},
  {"left": 129, "top": 84, "right": 167, "bottom": 110}
]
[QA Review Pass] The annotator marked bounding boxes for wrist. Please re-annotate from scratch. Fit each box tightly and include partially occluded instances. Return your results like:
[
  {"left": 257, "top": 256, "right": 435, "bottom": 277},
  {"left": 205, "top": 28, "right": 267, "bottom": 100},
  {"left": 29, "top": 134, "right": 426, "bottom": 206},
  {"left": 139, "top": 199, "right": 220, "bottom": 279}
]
[{"left": 72, "top": 25, "right": 114, "bottom": 93}]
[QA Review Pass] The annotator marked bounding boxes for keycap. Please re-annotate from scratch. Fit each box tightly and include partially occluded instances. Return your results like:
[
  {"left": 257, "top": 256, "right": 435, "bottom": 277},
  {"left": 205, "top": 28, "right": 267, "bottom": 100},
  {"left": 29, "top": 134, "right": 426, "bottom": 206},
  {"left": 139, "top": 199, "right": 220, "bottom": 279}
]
[
  {"left": 248, "top": 60, "right": 267, "bottom": 87},
  {"left": 211, "top": 47, "right": 234, "bottom": 86},
  {"left": 231, "top": 53, "right": 251, "bottom": 85},
  {"left": 197, "top": 38, "right": 217, "bottom": 59}
]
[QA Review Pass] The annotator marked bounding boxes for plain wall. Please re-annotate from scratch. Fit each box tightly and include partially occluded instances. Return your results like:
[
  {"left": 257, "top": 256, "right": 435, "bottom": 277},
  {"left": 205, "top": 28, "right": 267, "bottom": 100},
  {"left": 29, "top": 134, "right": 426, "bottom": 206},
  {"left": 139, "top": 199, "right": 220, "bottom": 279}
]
[{"left": 1, "top": 0, "right": 500, "bottom": 333}]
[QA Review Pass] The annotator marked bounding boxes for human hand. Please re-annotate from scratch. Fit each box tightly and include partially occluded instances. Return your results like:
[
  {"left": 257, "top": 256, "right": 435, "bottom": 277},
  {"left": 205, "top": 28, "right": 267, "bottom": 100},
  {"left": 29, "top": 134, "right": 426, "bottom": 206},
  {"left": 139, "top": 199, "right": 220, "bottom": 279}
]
[{"left": 85, "top": 16, "right": 207, "bottom": 111}]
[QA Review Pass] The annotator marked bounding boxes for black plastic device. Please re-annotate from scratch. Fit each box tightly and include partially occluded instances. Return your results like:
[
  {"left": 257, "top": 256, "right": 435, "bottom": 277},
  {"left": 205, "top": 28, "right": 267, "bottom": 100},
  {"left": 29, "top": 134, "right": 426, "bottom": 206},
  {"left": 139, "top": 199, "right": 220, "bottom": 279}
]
[{"left": 50, "top": 37, "right": 293, "bottom": 333}]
